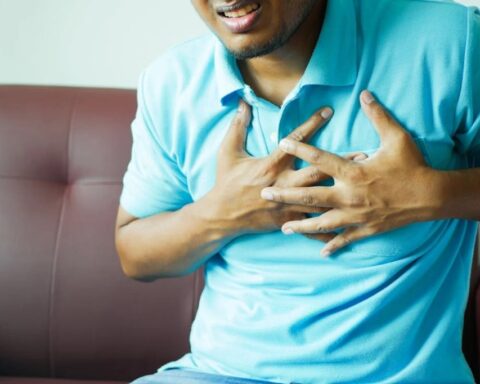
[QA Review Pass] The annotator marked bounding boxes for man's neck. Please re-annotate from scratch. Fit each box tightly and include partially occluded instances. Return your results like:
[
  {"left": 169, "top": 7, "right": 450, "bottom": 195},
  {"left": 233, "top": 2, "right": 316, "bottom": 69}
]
[{"left": 238, "top": 1, "right": 327, "bottom": 107}]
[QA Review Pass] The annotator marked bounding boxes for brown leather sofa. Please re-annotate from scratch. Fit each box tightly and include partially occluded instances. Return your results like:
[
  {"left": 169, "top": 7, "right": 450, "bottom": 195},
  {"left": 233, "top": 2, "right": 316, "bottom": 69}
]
[{"left": 0, "top": 85, "right": 478, "bottom": 383}]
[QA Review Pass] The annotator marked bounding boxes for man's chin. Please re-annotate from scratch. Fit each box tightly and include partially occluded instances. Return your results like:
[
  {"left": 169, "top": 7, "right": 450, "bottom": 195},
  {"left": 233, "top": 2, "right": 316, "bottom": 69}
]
[
  {"left": 224, "top": 37, "right": 284, "bottom": 60},
  {"left": 227, "top": 48, "right": 268, "bottom": 60}
]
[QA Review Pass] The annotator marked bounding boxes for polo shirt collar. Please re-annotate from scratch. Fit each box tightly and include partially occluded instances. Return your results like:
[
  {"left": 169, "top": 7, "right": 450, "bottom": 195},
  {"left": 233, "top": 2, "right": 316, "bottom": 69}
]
[
  {"left": 214, "top": 0, "right": 358, "bottom": 104},
  {"left": 300, "top": 0, "right": 358, "bottom": 87},
  {"left": 214, "top": 37, "right": 245, "bottom": 104}
]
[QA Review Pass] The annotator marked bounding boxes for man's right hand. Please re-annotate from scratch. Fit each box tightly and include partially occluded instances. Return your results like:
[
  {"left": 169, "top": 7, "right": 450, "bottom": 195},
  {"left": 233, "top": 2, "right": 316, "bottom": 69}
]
[
  {"left": 201, "top": 100, "right": 366, "bottom": 241},
  {"left": 115, "top": 100, "right": 367, "bottom": 280}
]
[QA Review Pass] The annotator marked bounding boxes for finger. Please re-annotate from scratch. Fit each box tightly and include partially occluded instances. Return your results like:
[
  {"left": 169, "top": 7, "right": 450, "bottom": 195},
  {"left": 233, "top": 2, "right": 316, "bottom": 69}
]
[
  {"left": 286, "top": 166, "right": 331, "bottom": 187},
  {"left": 269, "top": 107, "right": 333, "bottom": 165},
  {"left": 304, "top": 233, "right": 336, "bottom": 243},
  {"left": 286, "top": 204, "right": 330, "bottom": 214},
  {"left": 278, "top": 139, "right": 350, "bottom": 178},
  {"left": 360, "top": 90, "right": 408, "bottom": 145},
  {"left": 320, "top": 226, "right": 377, "bottom": 257},
  {"left": 219, "top": 99, "right": 251, "bottom": 158},
  {"left": 286, "top": 152, "right": 368, "bottom": 187},
  {"left": 280, "top": 209, "right": 351, "bottom": 235},
  {"left": 261, "top": 186, "right": 338, "bottom": 208},
  {"left": 345, "top": 152, "right": 368, "bottom": 162}
]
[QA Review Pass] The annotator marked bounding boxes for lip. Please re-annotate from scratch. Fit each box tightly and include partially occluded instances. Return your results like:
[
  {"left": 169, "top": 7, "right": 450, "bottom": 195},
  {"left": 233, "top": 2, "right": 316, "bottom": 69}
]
[{"left": 216, "top": 1, "right": 262, "bottom": 34}]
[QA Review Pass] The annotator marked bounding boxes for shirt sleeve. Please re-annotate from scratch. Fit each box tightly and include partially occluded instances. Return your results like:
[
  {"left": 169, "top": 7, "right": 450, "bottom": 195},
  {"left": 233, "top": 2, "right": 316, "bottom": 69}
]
[
  {"left": 119, "top": 70, "right": 193, "bottom": 218},
  {"left": 454, "top": 6, "right": 480, "bottom": 167}
]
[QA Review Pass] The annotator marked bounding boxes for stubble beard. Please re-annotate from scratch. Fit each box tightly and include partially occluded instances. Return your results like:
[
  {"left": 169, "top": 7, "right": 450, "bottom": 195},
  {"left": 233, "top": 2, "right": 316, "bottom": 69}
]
[{"left": 224, "top": 1, "right": 319, "bottom": 60}]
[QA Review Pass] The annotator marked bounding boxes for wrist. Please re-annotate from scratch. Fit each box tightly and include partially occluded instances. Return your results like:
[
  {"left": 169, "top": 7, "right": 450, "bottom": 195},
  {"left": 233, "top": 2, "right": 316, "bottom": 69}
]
[
  {"left": 429, "top": 167, "right": 480, "bottom": 221},
  {"left": 424, "top": 167, "right": 457, "bottom": 220},
  {"left": 186, "top": 189, "right": 243, "bottom": 240},
  {"left": 410, "top": 166, "right": 449, "bottom": 221}
]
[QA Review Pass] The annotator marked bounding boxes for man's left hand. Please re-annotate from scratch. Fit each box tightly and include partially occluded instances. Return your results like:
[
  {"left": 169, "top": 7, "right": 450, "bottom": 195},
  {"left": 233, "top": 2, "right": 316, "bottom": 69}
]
[{"left": 261, "top": 90, "right": 443, "bottom": 257}]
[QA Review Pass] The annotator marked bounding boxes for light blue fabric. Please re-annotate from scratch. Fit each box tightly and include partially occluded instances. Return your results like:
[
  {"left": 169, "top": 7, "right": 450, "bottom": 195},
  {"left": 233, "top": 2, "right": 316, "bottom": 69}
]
[
  {"left": 130, "top": 369, "right": 290, "bottom": 384},
  {"left": 120, "top": 0, "right": 480, "bottom": 383}
]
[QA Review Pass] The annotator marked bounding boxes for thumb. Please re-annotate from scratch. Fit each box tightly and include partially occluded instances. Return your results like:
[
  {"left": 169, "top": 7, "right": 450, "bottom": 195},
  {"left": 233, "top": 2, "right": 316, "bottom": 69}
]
[
  {"left": 219, "top": 99, "right": 251, "bottom": 158},
  {"left": 360, "top": 90, "right": 406, "bottom": 146}
]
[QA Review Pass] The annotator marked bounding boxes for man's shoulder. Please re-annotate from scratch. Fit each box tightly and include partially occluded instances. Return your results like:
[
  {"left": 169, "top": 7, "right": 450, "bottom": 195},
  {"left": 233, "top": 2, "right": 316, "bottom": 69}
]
[
  {"left": 359, "top": 0, "right": 470, "bottom": 42},
  {"left": 140, "top": 34, "right": 217, "bottom": 96},
  {"left": 357, "top": 0, "right": 473, "bottom": 66}
]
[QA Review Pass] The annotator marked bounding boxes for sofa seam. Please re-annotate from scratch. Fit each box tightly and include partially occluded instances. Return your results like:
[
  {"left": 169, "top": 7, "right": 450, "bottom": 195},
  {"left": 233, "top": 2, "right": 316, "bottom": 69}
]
[
  {"left": 47, "top": 91, "right": 77, "bottom": 377},
  {"left": 47, "top": 185, "right": 68, "bottom": 377}
]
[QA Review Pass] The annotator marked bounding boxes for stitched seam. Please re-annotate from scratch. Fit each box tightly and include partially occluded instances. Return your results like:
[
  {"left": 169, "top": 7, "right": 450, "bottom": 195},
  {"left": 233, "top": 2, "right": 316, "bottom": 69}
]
[
  {"left": 65, "top": 91, "right": 77, "bottom": 185},
  {"left": 47, "top": 91, "right": 77, "bottom": 377},
  {"left": 47, "top": 185, "right": 68, "bottom": 377}
]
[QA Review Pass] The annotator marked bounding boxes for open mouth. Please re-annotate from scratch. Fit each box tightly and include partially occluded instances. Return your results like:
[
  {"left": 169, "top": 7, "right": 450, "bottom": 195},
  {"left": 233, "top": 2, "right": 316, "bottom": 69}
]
[
  {"left": 217, "top": 2, "right": 261, "bottom": 19},
  {"left": 216, "top": 1, "right": 262, "bottom": 33}
]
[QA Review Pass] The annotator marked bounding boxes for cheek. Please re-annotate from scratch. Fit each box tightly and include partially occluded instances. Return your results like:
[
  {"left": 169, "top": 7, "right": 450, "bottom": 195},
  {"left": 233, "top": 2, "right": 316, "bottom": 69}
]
[{"left": 191, "top": 1, "right": 216, "bottom": 26}]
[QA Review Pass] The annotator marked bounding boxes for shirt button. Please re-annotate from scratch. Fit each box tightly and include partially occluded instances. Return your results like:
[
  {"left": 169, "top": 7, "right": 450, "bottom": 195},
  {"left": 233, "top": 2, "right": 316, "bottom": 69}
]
[{"left": 269, "top": 132, "right": 277, "bottom": 143}]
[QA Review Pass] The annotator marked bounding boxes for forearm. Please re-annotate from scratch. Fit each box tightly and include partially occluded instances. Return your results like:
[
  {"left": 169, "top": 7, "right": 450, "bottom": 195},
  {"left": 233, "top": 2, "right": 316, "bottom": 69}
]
[
  {"left": 116, "top": 195, "right": 238, "bottom": 281},
  {"left": 434, "top": 166, "right": 480, "bottom": 221}
]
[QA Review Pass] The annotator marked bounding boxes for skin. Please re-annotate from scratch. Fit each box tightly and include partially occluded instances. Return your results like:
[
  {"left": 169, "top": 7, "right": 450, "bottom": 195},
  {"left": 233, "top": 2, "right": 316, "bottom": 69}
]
[
  {"left": 115, "top": 0, "right": 333, "bottom": 280},
  {"left": 261, "top": 91, "right": 480, "bottom": 256},
  {"left": 115, "top": 0, "right": 480, "bottom": 280},
  {"left": 116, "top": 105, "right": 358, "bottom": 280},
  {"left": 191, "top": 0, "right": 327, "bottom": 105}
]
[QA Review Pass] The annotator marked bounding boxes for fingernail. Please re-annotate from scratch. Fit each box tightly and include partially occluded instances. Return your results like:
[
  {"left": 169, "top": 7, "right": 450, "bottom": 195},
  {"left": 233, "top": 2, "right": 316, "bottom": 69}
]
[
  {"left": 353, "top": 153, "right": 368, "bottom": 161},
  {"left": 279, "top": 139, "right": 293, "bottom": 152},
  {"left": 320, "top": 249, "right": 331, "bottom": 258},
  {"left": 261, "top": 189, "right": 274, "bottom": 200},
  {"left": 282, "top": 226, "right": 295, "bottom": 235},
  {"left": 238, "top": 100, "right": 245, "bottom": 112},
  {"left": 321, "top": 108, "right": 333, "bottom": 119},
  {"left": 361, "top": 90, "right": 375, "bottom": 105}
]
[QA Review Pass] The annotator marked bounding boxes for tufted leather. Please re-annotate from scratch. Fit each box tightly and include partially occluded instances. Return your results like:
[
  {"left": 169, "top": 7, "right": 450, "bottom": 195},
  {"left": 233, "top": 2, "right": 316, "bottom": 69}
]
[{"left": 0, "top": 86, "right": 204, "bottom": 383}]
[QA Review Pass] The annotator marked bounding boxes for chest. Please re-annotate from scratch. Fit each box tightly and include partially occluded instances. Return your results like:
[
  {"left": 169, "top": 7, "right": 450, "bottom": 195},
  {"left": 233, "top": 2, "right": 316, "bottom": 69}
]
[{"left": 182, "top": 85, "right": 464, "bottom": 202}]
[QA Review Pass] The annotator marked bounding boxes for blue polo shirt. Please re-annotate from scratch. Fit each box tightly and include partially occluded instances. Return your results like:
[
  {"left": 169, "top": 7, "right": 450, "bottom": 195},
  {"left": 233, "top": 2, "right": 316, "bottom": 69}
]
[{"left": 120, "top": 0, "right": 480, "bottom": 383}]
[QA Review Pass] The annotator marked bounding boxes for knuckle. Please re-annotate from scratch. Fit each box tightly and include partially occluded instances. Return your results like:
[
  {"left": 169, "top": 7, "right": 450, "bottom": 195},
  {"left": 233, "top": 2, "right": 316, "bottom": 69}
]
[
  {"left": 346, "top": 166, "right": 365, "bottom": 183},
  {"left": 334, "top": 233, "right": 351, "bottom": 246},
  {"left": 301, "top": 191, "right": 316, "bottom": 206},
  {"left": 342, "top": 235, "right": 352, "bottom": 246},
  {"left": 308, "top": 167, "right": 323, "bottom": 182},
  {"left": 346, "top": 193, "right": 363, "bottom": 208},
  {"left": 288, "top": 130, "right": 305, "bottom": 142},
  {"left": 257, "top": 163, "right": 277, "bottom": 182},
  {"left": 309, "top": 150, "right": 322, "bottom": 163},
  {"left": 356, "top": 212, "right": 369, "bottom": 224},
  {"left": 315, "top": 223, "right": 330, "bottom": 233}
]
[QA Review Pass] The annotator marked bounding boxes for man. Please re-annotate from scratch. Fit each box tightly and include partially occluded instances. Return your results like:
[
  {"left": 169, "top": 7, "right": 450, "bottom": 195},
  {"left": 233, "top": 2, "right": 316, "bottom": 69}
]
[{"left": 115, "top": 0, "right": 480, "bottom": 383}]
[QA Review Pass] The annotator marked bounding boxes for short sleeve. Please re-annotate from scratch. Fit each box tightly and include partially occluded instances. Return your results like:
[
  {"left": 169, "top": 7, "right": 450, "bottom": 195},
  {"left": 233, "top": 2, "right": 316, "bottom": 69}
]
[
  {"left": 119, "top": 71, "right": 192, "bottom": 218},
  {"left": 454, "top": 7, "right": 480, "bottom": 166}
]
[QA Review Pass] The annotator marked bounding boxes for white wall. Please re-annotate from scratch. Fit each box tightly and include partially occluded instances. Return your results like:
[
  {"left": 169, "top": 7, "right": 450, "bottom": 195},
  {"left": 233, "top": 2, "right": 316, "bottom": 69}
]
[
  {"left": 0, "top": 0, "right": 207, "bottom": 89},
  {"left": 0, "top": 0, "right": 478, "bottom": 89}
]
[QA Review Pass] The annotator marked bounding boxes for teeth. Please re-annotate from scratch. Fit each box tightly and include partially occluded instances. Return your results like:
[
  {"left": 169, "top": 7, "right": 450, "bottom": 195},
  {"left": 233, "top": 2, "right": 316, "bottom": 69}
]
[{"left": 223, "top": 3, "right": 259, "bottom": 18}]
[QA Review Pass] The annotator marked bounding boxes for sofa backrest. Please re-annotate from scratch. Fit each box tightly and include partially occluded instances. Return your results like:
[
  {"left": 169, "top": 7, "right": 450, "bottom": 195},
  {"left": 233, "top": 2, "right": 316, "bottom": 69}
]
[
  {"left": 0, "top": 86, "right": 204, "bottom": 382},
  {"left": 0, "top": 85, "right": 478, "bottom": 382}
]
